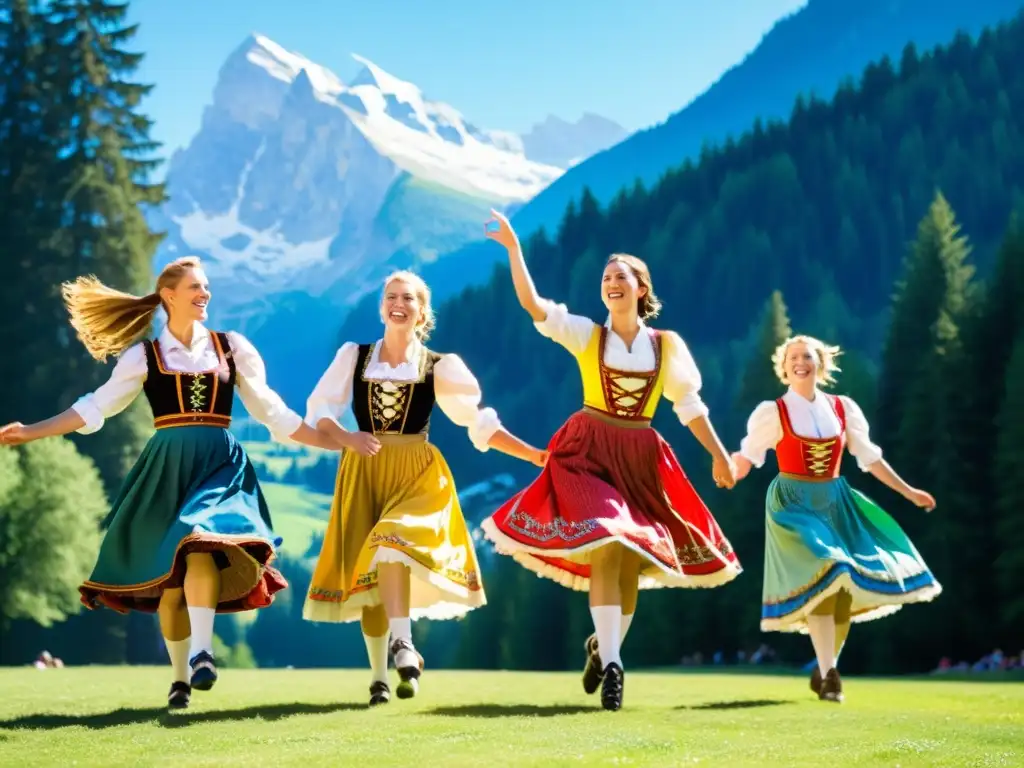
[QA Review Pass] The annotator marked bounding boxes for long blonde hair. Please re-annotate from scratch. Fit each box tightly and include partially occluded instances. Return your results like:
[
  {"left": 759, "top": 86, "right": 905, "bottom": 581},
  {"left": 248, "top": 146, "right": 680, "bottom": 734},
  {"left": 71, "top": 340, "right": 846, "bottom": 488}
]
[
  {"left": 381, "top": 270, "right": 436, "bottom": 341},
  {"left": 62, "top": 257, "right": 202, "bottom": 361},
  {"left": 606, "top": 254, "right": 662, "bottom": 320},
  {"left": 772, "top": 334, "right": 843, "bottom": 387}
]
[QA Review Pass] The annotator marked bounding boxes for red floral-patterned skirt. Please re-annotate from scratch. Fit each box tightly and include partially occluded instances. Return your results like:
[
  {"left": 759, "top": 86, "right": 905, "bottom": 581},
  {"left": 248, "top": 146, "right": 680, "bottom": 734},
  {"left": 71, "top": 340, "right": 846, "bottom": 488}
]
[{"left": 481, "top": 410, "right": 741, "bottom": 590}]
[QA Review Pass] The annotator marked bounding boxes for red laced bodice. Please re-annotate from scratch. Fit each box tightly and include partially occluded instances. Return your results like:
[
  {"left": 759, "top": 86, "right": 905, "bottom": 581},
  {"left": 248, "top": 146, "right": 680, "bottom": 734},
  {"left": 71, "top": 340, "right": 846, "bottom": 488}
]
[{"left": 775, "top": 394, "right": 846, "bottom": 478}]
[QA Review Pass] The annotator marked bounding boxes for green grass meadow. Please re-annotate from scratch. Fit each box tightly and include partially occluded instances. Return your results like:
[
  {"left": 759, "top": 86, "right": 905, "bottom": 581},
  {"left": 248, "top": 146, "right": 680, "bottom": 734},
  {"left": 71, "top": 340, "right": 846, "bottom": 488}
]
[{"left": 0, "top": 667, "right": 1020, "bottom": 767}]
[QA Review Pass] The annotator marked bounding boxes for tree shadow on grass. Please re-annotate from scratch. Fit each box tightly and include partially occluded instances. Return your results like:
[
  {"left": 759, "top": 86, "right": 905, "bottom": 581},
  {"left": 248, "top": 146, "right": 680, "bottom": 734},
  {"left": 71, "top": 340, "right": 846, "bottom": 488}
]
[
  {"left": 0, "top": 701, "right": 364, "bottom": 731},
  {"left": 678, "top": 699, "right": 794, "bottom": 711},
  {"left": 425, "top": 703, "right": 594, "bottom": 718}
]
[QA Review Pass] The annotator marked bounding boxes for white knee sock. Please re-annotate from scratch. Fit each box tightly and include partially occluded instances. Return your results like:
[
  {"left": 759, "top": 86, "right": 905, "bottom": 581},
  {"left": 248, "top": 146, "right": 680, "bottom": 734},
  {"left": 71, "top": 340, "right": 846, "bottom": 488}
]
[
  {"left": 621, "top": 612, "right": 634, "bottom": 644},
  {"left": 806, "top": 614, "right": 836, "bottom": 676},
  {"left": 187, "top": 607, "right": 216, "bottom": 659},
  {"left": 389, "top": 616, "right": 412, "bottom": 643},
  {"left": 164, "top": 637, "right": 190, "bottom": 683},
  {"left": 363, "top": 632, "right": 389, "bottom": 684},
  {"left": 591, "top": 605, "right": 622, "bottom": 669}
]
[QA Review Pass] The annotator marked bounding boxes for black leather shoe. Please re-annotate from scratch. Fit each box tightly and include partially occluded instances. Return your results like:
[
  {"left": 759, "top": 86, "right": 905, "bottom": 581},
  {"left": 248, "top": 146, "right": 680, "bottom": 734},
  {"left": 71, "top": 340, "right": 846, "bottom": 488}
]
[
  {"left": 582, "top": 634, "right": 604, "bottom": 694},
  {"left": 369, "top": 680, "right": 391, "bottom": 707},
  {"left": 818, "top": 668, "right": 844, "bottom": 703},
  {"left": 167, "top": 681, "right": 191, "bottom": 709},
  {"left": 810, "top": 665, "right": 822, "bottom": 695},
  {"left": 189, "top": 650, "right": 218, "bottom": 692},
  {"left": 601, "top": 663, "right": 624, "bottom": 711}
]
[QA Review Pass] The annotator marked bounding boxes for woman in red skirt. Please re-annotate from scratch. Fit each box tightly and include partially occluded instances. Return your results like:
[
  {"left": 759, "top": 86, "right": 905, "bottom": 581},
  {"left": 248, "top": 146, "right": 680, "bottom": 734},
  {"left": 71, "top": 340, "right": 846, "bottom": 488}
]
[{"left": 480, "top": 211, "right": 740, "bottom": 710}]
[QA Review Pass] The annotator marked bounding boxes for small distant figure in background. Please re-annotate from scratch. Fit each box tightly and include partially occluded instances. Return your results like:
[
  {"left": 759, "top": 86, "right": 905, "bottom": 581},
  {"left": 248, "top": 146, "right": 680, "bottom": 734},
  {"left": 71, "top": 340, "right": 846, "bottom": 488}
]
[
  {"left": 749, "top": 643, "right": 776, "bottom": 666},
  {"left": 33, "top": 650, "right": 63, "bottom": 669}
]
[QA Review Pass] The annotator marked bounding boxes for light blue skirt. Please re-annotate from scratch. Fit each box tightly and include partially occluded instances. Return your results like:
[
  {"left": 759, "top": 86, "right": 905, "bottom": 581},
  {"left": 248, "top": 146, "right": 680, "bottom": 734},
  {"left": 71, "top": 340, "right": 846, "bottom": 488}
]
[{"left": 760, "top": 474, "right": 941, "bottom": 632}]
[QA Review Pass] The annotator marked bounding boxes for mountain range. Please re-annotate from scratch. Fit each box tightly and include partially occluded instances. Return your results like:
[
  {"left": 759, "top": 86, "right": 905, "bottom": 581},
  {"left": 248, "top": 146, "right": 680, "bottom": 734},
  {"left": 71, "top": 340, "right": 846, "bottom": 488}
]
[{"left": 154, "top": 0, "right": 1024, "bottom": 412}]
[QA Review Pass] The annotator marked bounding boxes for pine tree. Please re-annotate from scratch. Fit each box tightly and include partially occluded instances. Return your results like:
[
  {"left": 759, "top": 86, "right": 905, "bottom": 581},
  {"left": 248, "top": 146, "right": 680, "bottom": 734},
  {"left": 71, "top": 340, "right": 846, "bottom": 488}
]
[
  {"left": 994, "top": 331, "right": 1024, "bottom": 640},
  {"left": 966, "top": 216, "right": 1024, "bottom": 433},
  {"left": 737, "top": 291, "right": 792, "bottom": 411},
  {"left": 37, "top": 0, "right": 166, "bottom": 491},
  {"left": 0, "top": 2, "right": 68, "bottom": 425},
  {"left": 876, "top": 192, "right": 973, "bottom": 457},
  {"left": 952, "top": 217, "right": 1024, "bottom": 649},
  {"left": 874, "top": 192, "right": 980, "bottom": 670}
]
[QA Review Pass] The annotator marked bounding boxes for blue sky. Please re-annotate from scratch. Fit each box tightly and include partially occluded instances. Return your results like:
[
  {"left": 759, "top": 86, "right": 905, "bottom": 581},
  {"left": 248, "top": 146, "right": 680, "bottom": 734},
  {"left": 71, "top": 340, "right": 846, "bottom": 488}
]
[{"left": 129, "top": 0, "right": 807, "bottom": 164}]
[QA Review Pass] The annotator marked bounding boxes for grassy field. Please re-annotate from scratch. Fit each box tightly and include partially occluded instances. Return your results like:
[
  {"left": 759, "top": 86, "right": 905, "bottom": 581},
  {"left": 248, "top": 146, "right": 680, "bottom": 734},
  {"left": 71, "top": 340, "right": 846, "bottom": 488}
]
[{"left": 0, "top": 668, "right": 1020, "bottom": 767}]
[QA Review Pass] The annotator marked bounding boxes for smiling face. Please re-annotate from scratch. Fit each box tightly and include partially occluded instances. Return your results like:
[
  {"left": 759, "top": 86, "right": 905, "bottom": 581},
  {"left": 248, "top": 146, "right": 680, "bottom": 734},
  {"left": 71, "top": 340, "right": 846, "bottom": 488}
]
[
  {"left": 381, "top": 278, "right": 423, "bottom": 336},
  {"left": 601, "top": 259, "right": 646, "bottom": 317},
  {"left": 783, "top": 341, "right": 818, "bottom": 384},
  {"left": 161, "top": 266, "right": 210, "bottom": 323}
]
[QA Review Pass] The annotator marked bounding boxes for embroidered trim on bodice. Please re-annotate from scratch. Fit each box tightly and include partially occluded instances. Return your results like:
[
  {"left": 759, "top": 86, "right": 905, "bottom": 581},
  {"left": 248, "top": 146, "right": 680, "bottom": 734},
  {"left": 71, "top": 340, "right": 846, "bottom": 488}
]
[
  {"left": 145, "top": 332, "right": 235, "bottom": 429},
  {"left": 368, "top": 379, "right": 414, "bottom": 433},
  {"left": 355, "top": 342, "right": 438, "bottom": 435}
]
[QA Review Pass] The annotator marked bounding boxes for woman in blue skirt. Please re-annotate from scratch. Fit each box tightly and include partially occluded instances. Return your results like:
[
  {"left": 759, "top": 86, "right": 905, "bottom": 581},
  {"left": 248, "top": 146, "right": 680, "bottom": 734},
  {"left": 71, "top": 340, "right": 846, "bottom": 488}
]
[
  {"left": 731, "top": 335, "right": 940, "bottom": 702},
  {"left": 0, "top": 256, "right": 338, "bottom": 709}
]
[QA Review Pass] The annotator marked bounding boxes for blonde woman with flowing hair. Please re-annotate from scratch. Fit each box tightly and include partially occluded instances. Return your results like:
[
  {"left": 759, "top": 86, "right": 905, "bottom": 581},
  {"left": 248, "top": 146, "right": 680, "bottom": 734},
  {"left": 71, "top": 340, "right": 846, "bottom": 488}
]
[
  {"left": 732, "top": 334, "right": 940, "bottom": 703},
  {"left": 0, "top": 256, "right": 339, "bottom": 709},
  {"left": 303, "top": 269, "right": 545, "bottom": 707}
]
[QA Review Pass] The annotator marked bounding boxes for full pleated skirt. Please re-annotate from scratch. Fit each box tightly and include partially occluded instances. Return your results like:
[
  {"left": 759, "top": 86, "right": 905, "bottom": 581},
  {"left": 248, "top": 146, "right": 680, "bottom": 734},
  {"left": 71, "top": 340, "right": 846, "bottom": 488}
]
[
  {"left": 303, "top": 436, "right": 485, "bottom": 623},
  {"left": 79, "top": 426, "right": 287, "bottom": 614},
  {"left": 481, "top": 410, "right": 741, "bottom": 591},
  {"left": 760, "top": 474, "right": 942, "bottom": 632}
]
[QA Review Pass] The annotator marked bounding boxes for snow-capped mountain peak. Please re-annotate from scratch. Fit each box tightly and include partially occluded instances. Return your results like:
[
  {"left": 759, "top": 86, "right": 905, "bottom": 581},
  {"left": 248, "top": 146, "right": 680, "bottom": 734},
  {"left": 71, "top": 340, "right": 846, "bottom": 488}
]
[
  {"left": 350, "top": 52, "right": 418, "bottom": 103},
  {"left": 229, "top": 35, "right": 562, "bottom": 202},
  {"left": 245, "top": 33, "right": 345, "bottom": 96}
]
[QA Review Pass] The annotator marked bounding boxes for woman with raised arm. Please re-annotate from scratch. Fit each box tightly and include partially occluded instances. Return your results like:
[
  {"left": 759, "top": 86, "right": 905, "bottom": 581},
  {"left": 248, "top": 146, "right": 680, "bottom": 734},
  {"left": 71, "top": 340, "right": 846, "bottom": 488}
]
[
  {"left": 731, "top": 334, "right": 940, "bottom": 703},
  {"left": 0, "top": 256, "right": 338, "bottom": 710},
  {"left": 479, "top": 211, "right": 741, "bottom": 712},
  {"left": 303, "top": 270, "right": 546, "bottom": 708}
]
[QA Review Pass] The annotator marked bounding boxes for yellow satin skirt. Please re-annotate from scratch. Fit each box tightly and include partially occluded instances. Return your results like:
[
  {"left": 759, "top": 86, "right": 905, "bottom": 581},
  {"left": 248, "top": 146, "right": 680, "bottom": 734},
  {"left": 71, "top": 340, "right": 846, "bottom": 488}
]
[{"left": 303, "top": 434, "right": 486, "bottom": 623}]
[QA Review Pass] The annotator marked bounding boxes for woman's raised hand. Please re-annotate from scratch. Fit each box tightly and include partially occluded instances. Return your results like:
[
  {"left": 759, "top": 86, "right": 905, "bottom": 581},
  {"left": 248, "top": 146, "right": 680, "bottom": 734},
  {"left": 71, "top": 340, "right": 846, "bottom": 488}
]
[{"left": 484, "top": 209, "right": 520, "bottom": 251}]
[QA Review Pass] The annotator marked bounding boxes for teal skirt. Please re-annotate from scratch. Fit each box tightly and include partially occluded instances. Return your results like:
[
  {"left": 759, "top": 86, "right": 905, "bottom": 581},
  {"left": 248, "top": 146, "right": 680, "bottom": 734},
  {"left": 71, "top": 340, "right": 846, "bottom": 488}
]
[
  {"left": 79, "top": 425, "right": 287, "bottom": 614},
  {"left": 760, "top": 474, "right": 941, "bottom": 632}
]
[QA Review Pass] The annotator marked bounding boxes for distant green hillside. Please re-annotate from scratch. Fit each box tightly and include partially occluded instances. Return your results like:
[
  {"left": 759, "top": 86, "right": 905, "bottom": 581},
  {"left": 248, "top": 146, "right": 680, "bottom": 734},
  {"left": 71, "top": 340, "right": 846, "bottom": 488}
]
[
  {"left": 243, "top": 440, "right": 334, "bottom": 560},
  {"left": 262, "top": 481, "right": 331, "bottom": 560},
  {"left": 373, "top": 173, "right": 496, "bottom": 266}
]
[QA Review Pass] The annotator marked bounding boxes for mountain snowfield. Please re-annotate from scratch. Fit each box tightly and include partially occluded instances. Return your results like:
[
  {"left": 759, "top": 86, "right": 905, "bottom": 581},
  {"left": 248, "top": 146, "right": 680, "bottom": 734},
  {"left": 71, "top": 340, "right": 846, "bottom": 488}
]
[{"left": 153, "top": 34, "right": 624, "bottom": 335}]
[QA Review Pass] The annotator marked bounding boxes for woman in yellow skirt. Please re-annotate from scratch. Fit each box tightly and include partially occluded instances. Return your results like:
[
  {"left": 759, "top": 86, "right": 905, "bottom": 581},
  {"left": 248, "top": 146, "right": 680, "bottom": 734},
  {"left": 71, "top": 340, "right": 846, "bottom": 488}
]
[{"left": 304, "top": 270, "right": 546, "bottom": 706}]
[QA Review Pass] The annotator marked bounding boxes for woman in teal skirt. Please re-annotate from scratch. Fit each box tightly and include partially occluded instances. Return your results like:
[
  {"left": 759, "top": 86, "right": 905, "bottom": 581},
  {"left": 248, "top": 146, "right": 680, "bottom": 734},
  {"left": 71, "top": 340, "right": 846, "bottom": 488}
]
[
  {"left": 731, "top": 335, "right": 940, "bottom": 703},
  {"left": 0, "top": 256, "right": 338, "bottom": 709}
]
